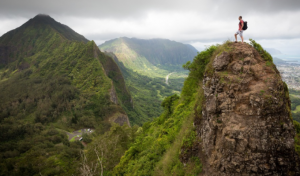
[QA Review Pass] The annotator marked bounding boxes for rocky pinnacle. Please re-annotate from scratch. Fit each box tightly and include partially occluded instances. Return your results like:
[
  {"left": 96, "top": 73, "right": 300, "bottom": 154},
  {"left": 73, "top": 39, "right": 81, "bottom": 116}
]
[{"left": 198, "top": 42, "right": 300, "bottom": 175}]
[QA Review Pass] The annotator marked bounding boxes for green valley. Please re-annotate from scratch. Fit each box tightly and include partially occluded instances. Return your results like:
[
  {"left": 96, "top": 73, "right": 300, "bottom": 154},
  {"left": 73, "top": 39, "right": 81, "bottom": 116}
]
[
  {"left": 98, "top": 37, "right": 197, "bottom": 78},
  {"left": 99, "top": 38, "right": 198, "bottom": 125}
]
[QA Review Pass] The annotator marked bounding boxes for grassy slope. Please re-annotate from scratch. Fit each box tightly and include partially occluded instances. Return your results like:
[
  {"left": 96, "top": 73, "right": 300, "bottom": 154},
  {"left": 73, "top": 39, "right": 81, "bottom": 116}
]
[
  {"left": 294, "top": 121, "right": 300, "bottom": 156},
  {"left": 0, "top": 15, "right": 127, "bottom": 175}
]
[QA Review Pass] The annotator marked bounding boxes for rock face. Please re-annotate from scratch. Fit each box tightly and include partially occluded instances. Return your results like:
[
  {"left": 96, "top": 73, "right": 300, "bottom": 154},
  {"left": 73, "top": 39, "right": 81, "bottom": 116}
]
[
  {"left": 110, "top": 84, "right": 118, "bottom": 104},
  {"left": 109, "top": 112, "right": 131, "bottom": 127},
  {"left": 198, "top": 43, "right": 300, "bottom": 175}
]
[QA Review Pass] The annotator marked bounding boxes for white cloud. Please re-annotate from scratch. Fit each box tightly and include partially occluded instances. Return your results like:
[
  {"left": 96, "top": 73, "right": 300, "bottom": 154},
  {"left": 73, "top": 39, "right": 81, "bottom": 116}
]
[
  {"left": 0, "top": 0, "right": 300, "bottom": 55},
  {"left": 0, "top": 17, "right": 28, "bottom": 36}
]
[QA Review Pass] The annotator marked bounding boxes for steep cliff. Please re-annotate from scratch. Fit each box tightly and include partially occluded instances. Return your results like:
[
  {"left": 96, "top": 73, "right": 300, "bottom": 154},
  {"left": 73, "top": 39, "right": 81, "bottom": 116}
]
[{"left": 197, "top": 41, "right": 300, "bottom": 175}]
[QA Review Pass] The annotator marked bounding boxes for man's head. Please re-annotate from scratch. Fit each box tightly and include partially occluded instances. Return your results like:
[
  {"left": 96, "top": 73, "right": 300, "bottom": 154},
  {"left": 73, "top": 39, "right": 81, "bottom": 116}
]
[{"left": 239, "top": 16, "right": 242, "bottom": 20}]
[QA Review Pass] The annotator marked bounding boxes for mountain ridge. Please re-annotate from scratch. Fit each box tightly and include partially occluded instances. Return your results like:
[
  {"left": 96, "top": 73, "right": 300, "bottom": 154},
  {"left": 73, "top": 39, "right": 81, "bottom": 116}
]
[{"left": 99, "top": 37, "right": 198, "bottom": 77}]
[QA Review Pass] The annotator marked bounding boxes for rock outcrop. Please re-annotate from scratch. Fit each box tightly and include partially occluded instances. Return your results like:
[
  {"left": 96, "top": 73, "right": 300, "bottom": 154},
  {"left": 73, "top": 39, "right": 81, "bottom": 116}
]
[
  {"left": 110, "top": 84, "right": 118, "bottom": 104},
  {"left": 109, "top": 112, "right": 131, "bottom": 127},
  {"left": 198, "top": 43, "right": 300, "bottom": 175}
]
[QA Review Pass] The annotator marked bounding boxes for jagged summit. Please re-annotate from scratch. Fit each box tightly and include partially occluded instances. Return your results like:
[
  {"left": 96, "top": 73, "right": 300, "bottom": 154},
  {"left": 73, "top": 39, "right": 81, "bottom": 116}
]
[
  {"left": 26, "top": 14, "right": 58, "bottom": 26},
  {"left": 197, "top": 41, "right": 300, "bottom": 175},
  {"left": 35, "top": 13, "right": 50, "bottom": 17},
  {"left": 33, "top": 14, "right": 52, "bottom": 19}
]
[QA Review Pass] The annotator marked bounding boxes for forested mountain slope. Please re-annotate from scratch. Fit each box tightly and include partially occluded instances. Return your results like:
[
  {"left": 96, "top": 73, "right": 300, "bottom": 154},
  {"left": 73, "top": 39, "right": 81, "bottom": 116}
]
[
  {"left": 104, "top": 51, "right": 185, "bottom": 125},
  {"left": 0, "top": 14, "right": 130, "bottom": 175}
]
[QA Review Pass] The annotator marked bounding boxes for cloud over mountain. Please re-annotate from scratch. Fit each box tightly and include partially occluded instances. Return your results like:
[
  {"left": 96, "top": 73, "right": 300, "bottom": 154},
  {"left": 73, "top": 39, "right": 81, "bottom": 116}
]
[{"left": 1, "top": 0, "right": 300, "bottom": 54}]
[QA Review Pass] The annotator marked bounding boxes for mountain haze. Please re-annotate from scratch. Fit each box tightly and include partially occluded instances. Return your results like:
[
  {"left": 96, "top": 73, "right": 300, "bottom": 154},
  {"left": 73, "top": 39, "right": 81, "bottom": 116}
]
[
  {"left": 99, "top": 37, "right": 198, "bottom": 77},
  {"left": 265, "top": 48, "right": 282, "bottom": 55}
]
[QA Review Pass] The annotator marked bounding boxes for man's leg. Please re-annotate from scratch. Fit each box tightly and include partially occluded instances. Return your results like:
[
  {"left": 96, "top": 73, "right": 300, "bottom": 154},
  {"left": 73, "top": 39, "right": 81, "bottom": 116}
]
[
  {"left": 234, "top": 33, "right": 237, "bottom": 42},
  {"left": 240, "top": 31, "right": 244, "bottom": 43}
]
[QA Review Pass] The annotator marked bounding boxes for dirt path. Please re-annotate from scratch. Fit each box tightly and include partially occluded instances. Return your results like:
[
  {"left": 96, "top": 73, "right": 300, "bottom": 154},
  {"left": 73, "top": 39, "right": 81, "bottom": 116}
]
[
  {"left": 165, "top": 72, "right": 175, "bottom": 85},
  {"left": 66, "top": 128, "right": 93, "bottom": 141}
]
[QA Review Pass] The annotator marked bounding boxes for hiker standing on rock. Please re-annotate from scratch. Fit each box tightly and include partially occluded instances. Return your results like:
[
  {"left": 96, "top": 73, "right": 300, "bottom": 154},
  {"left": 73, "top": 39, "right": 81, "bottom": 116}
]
[{"left": 235, "top": 16, "right": 244, "bottom": 43}]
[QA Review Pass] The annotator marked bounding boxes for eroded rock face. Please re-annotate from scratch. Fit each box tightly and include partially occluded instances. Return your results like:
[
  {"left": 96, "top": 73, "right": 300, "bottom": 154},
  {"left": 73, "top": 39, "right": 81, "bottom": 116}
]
[
  {"left": 198, "top": 43, "right": 300, "bottom": 175},
  {"left": 114, "top": 114, "right": 131, "bottom": 127},
  {"left": 213, "top": 52, "right": 230, "bottom": 71},
  {"left": 110, "top": 84, "right": 118, "bottom": 104}
]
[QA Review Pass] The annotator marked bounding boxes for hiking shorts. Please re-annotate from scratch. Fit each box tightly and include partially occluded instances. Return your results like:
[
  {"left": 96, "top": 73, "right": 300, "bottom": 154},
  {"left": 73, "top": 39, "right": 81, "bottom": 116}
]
[{"left": 235, "top": 30, "right": 244, "bottom": 37}]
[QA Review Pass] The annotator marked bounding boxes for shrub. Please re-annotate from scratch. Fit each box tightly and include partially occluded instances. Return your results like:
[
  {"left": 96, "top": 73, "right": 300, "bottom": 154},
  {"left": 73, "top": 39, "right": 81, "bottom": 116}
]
[{"left": 249, "top": 39, "right": 273, "bottom": 62}]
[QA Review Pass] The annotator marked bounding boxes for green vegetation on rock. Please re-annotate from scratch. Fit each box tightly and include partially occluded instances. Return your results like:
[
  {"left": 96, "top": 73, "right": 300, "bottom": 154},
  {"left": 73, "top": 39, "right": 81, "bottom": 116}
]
[
  {"left": 294, "top": 120, "right": 300, "bottom": 156},
  {"left": 289, "top": 89, "right": 300, "bottom": 123},
  {"left": 249, "top": 39, "right": 273, "bottom": 62}
]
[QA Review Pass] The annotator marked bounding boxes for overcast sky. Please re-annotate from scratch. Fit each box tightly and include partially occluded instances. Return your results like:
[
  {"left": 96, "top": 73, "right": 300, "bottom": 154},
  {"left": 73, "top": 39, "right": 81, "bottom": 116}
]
[{"left": 1, "top": 0, "right": 300, "bottom": 55}]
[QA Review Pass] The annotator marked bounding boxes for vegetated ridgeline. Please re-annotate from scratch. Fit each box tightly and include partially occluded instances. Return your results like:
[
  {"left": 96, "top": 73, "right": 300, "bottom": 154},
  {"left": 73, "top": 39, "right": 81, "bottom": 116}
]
[
  {"left": 0, "top": 14, "right": 131, "bottom": 127},
  {"left": 193, "top": 42, "right": 300, "bottom": 175}
]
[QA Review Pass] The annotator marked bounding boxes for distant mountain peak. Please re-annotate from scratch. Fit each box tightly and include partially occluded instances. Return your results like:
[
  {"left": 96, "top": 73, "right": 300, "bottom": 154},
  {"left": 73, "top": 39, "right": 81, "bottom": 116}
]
[
  {"left": 31, "top": 14, "right": 55, "bottom": 21},
  {"left": 0, "top": 14, "right": 89, "bottom": 64},
  {"left": 265, "top": 48, "right": 282, "bottom": 55},
  {"left": 11, "top": 14, "right": 89, "bottom": 43},
  {"left": 29, "top": 14, "right": 57, "bottom": 24},
  {"left": 35, "top": 14, "right": 51, "bottom": 17}
]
